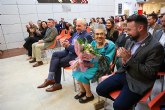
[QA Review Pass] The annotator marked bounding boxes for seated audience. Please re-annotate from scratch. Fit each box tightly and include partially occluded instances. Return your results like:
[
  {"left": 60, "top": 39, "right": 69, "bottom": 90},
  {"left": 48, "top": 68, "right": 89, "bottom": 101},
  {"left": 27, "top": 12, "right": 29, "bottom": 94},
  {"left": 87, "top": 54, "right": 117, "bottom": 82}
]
[
  {"left": 153, "top": 14, "right": 165, "bottom": 72},
  {"left": 115, "top": 22, "right": 130, "bottom": 69},
  {"left": 24, "top": 21, "right": 38, "bottom": 41},
  {"left": 106, "top": 19, "right": 119, "bottom": 43},
  {"left": 23, "top": 26, "right": 38, "bottom": 60},
  {"left": 115, "top": 22, "right": 130, "bottom": 48},
  {"left": 89, "top": 18, "right": 97, "bottom": 33},
  {"left": 37, "top": 20, "right": 42, "bottom": 31},
  {"left": 72, "top": 24, "right": 116, "bottom": 103},
  {"left": 67, "top": 23, "right": 74, "bottom": 36},
  {"left": 72, "top": 18, "right": 77, "bottom": 33},
  {"left": 29, "top": 19, "right": 58, "bottom": 67},
  {"left": 37, "top": 18, "right": 93, "bottom": 92},
  {"left": 59, "top": 18, "right": 66, "bottom": 32},
  {"left": 36, "top": 21, "right": 48, "bottom": 40},
  {"left": 147, "top": 13, "right": 161, "bottom": 35},
  {"left": 96, "top": 14, "right": 164, "bottom": 110},
  {"left": 117, "top": 16, "right": 124, "bottom": 26}
]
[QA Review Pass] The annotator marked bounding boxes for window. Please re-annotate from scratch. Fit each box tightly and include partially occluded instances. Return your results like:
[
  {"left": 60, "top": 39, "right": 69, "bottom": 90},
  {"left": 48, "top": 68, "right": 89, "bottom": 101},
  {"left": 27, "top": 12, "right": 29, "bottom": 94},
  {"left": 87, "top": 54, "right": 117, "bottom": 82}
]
[{"left": 118, "top": 3, "right": 122, "bottom": 14}]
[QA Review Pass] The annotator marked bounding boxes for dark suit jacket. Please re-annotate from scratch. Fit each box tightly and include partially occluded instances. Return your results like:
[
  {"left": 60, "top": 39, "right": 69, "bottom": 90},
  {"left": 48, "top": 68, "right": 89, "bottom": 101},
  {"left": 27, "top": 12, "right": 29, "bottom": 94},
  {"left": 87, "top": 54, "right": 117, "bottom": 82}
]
[
  {"left": 59, "top": 21, "right": 66, "bottom": 30},
  {"left": 153, "top": 29, "right": 165, "bottom": 52},
  {"left": 148, "top": 23, "right": 161, "bottom": 35},
  {"left": 106, "top": 29, "right": 119, "bottom": 43},
  {"left": 117, "top": 33, "right": 164, "bottom": 95},
  {"left": 153, "top": 29, "right": 165, "bottom": 71},
  {"left": 115, "top": 32, "right": 130, "bottom": 48}
]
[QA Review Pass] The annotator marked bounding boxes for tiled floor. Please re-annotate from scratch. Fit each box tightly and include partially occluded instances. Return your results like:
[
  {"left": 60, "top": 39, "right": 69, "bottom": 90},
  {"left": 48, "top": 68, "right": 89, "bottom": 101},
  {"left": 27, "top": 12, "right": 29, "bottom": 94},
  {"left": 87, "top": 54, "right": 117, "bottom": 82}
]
[{"left": 0, "top": 51, "right": 164, "bottom": 110}]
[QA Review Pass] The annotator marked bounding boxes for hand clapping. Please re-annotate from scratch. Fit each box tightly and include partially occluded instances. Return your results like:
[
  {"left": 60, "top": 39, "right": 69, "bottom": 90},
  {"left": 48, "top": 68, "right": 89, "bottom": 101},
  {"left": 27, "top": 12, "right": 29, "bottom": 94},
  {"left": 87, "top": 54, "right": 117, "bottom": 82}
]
[
  {"left": 117, "top": 47, "right": 131, "bottom": 64},
  {"left": 61, "top": 39, "right": 70, "bottom": 48}
]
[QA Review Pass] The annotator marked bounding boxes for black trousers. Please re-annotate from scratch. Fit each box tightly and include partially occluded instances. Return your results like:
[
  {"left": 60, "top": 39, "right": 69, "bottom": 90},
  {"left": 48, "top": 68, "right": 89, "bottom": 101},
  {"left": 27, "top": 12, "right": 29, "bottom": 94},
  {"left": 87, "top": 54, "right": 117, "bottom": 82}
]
[{"left": 23, "top": 37, "right": 38, "bottom": 56}]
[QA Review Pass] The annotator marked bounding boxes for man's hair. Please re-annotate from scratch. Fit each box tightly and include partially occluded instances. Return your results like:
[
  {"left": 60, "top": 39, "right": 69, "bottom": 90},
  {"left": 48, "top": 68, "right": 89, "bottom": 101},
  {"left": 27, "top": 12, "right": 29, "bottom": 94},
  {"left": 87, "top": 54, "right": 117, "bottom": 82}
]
[
  {"left": 48, "top": 18, "right": 54, "bottom": 23},
  {"left": 148, "top": 13, "right": 158, "bottom": 21},
  {"left": 76, "top": 18, "right": 87, "bottom": 26},
  {"left": 127, "top": 14, "right": 148, "bottom": 29}
]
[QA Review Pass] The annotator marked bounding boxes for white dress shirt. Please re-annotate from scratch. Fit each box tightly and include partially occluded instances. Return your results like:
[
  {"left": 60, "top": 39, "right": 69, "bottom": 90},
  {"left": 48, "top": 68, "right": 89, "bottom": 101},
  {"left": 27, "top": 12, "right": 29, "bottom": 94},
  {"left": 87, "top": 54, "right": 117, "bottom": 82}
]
[{"left": 159, "top": 31, "right": 165, "bottom": 46}]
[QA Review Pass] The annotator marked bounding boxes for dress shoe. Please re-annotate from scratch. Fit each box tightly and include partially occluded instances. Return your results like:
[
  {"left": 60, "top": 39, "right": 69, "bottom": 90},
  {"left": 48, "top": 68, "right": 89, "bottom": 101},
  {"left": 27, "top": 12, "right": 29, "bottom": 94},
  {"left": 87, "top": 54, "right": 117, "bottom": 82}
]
[
  {"left": 74, "top": 92, "right": 86, "bottom": 99},
  {"left": 37, "top": 79, "right": 55, "bottom": 88},
  {"left": 33, "top": 61, "right": 43, "bottom": 67},
  {"left": 79, "top": 94, "right": 94, "bottom": 103},
  {"left": 46, "top": 84, "right": 62, "bottom": 92},
  {"left": 29, "top": 58, "right": 36, "bottom": 63}
]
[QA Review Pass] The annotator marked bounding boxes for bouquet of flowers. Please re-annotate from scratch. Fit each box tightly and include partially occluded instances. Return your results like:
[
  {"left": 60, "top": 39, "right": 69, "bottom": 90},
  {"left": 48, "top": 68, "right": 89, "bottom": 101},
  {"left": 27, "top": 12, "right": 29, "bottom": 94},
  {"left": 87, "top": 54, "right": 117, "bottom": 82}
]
[{"left": 69, "top": 38, "right": 100, "bottom": 72}]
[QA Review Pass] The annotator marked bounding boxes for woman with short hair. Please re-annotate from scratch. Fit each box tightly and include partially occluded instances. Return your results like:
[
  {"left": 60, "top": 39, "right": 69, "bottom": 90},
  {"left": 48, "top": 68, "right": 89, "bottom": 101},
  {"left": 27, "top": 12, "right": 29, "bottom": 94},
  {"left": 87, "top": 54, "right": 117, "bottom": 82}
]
[{"left": 72, "top": 24, "right": 116, "bottom": 103}]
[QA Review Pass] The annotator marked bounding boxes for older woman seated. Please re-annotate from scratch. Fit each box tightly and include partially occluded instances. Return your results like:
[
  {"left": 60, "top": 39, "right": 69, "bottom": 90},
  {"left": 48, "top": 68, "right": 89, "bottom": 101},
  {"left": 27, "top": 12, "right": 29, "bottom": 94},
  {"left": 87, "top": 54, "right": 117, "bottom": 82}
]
[{"left": 72, "top": 24, "right": 116, "bottom": 103}]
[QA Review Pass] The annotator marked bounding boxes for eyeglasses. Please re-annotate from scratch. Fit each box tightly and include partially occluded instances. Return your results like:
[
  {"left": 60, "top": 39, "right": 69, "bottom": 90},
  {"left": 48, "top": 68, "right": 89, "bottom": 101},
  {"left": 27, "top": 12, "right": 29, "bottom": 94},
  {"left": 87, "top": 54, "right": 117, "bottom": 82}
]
[{"left": 95, "top": 32, "right": 104, "bottom": 36}]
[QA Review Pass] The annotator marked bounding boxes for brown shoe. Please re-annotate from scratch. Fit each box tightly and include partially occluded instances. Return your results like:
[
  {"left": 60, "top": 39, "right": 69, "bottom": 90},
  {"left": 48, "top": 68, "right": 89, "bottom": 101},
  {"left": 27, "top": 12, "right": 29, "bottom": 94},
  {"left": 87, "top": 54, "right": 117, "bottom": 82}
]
[
  {"left": 29, "top": 58, "right": 36, "bottom": 63},
  {"left": 46, "top": 84, "right": 62, "bottom": 92},
  {"left": 37, "top": 79, "right": 55, "bottom": 88},
  {"left": 33, "top": 61, "right": 43, "bottom": 67}
]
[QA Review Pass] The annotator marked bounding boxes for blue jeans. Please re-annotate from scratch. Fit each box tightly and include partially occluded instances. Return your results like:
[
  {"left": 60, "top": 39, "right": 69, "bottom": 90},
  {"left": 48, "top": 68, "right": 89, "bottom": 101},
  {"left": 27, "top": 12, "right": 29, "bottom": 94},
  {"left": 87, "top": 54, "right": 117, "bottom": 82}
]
[
  {"left": 96, "top": 73, "right": 142, "bottom": 110},
  {"left": 48, "top": 50, "right": 77, "bottom": 83}
]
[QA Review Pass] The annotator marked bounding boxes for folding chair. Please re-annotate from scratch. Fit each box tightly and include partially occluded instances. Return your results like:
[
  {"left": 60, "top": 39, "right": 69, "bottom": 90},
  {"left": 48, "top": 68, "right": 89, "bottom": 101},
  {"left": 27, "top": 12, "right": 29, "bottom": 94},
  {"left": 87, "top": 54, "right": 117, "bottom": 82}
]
[
  {"left": 41, "top": 37, "right": 61, "bottom": 63},
  {"left": 62, "top": 66, "right": 77, "bottom": 92},
  {"left": 157, "top": 72, "right": 165, "bottom": 92},
  {"left": 148, "top": 91, "right": 165, "bottom": 110}
]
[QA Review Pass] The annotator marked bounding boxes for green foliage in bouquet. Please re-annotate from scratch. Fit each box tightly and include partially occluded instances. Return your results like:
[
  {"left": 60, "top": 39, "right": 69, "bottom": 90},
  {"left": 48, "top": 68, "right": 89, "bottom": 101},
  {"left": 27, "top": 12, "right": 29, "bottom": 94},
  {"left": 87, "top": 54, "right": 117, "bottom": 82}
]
[
  {"left": 77, "top": 38, "right": 100, "bottom": 57},
  {"left": 76, "top": 38, "right": 112, "bottom": 83},
  {"left": 91, "top": 55, "right": 111, "bottom": 83}
]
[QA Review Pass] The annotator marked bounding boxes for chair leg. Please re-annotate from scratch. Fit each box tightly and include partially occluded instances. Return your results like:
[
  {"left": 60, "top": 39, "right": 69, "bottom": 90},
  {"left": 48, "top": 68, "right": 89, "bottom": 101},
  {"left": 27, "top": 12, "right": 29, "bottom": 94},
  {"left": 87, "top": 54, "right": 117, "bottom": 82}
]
[
  {"left": 149, "top": 95, "right": 151, "bottom": 101},
  {"left": 161, "top": 76, "right": 164, "bottom": 92},
  {"left": 73, "top": 77, "right": 77, "bottom": 92},
  {"left": 45, "top": 50, "right": 49, "bottom": 64},
  {"left": 41, "top": 50, "right": 48, "bottom": 63},
  {"left": 62, "top": 68, "right": 65, "bottom": 81}
]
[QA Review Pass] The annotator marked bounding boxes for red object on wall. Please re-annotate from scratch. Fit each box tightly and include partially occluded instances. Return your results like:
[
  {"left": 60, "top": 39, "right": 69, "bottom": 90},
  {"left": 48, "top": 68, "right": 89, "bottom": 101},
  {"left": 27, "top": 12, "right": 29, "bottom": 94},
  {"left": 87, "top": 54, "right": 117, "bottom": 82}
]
[{"left": 138, "top": 10, "right": 143, "bottom": 15}]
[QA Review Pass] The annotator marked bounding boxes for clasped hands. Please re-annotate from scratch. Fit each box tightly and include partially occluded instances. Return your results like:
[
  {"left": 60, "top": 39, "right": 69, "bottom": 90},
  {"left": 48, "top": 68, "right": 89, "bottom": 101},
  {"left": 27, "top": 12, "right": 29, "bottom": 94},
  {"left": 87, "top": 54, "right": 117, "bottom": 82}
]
[
  {"left": 117, "top": 47, "right": 131, "bottom": 64},
  {"left": 61, "top": 39, "right": 70, "bottom": 48}
]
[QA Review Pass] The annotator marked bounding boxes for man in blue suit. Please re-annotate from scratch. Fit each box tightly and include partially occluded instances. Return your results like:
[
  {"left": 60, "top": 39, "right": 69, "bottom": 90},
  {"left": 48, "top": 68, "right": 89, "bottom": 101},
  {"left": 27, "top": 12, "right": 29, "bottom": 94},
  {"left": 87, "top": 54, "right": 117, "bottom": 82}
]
[{"left": 37, "top": 18, "right": 93, "bottom": 92}]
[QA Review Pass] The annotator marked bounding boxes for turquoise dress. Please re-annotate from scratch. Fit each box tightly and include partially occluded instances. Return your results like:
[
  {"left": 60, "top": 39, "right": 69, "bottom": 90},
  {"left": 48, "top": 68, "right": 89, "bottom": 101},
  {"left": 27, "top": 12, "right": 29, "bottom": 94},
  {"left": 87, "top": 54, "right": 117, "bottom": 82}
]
[{"left": 72, "top": 40, "right": 116, "bottom": 84}]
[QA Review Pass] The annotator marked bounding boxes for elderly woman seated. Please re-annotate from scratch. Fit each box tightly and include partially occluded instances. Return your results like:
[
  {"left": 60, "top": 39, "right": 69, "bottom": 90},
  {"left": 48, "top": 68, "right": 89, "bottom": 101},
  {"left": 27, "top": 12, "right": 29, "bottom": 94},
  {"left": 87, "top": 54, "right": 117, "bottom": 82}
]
[{"left": 71, "top": 24, "right": 116, "bottom": 103}]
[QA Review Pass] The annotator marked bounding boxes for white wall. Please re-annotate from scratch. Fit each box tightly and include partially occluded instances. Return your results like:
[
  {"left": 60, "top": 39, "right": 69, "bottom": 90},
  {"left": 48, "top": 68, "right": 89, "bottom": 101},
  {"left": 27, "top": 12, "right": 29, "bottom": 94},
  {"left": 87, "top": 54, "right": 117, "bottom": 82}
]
[
  {"left": 115, "top": 0, "right": 137, "bottom": 16},
  {"left": 143, "top": 3, "right": 165, "bottom": 14},
  {"left": 0, "top": 0, "right": 115, "bottom": 50}
]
